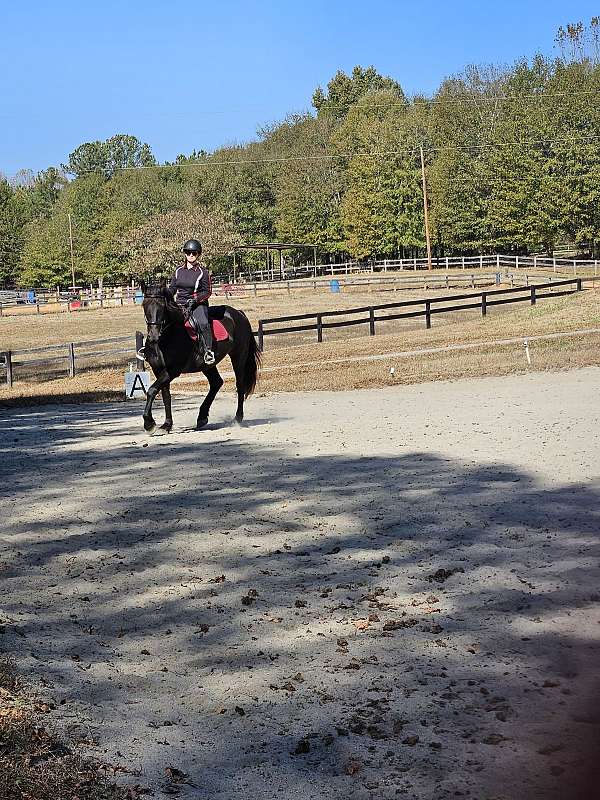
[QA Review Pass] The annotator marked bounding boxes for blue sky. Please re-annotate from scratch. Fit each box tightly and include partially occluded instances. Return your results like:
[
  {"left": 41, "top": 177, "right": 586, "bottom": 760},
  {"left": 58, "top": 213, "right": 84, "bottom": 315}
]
[{"left": 1, "top": 0, "right": 598, "bottom": 176}]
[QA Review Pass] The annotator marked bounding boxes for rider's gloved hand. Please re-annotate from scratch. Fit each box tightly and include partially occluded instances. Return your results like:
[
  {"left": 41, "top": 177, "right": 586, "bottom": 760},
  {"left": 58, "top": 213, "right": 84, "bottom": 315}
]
[{"left": 186, "top": 298, "right": 197, "bottom": 312}]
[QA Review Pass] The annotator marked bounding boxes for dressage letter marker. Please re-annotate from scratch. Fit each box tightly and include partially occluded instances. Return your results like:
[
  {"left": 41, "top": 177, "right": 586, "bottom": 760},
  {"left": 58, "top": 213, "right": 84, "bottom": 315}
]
[{"left": 124, "top": 371, "right": 150, "bottom": 399}]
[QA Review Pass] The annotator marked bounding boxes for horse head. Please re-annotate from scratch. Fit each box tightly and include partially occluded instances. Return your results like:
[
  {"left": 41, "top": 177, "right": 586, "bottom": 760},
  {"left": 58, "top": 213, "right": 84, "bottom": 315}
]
[{"left": 141, "top": 279, "right": 169, "bottom": 344}]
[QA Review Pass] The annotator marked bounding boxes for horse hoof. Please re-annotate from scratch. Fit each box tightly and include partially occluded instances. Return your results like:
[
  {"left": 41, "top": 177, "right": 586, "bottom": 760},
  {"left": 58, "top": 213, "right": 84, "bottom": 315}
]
[
  {"left": 235, "top": 415, "right": 244, "bottom": 425},
  {"left": 144, "top": 419, "right": 156, "bottom": 434},
  {"left": 196, "top": 418, "right": 209, "bottom": 430},
  {"left": 160, "top": 423, "right": 173, "bottom": 433}
]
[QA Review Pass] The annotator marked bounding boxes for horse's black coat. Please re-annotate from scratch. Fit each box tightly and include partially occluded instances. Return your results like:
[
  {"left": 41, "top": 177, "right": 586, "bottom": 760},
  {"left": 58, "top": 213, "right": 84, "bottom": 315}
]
[{"left": 140, "top": 282, "right": 260, "bottom": 432}]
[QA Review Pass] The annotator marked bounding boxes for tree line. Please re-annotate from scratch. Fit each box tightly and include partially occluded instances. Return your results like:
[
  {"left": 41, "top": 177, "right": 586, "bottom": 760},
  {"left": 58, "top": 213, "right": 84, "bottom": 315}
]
[{"left": 1, "top": 18, "right": 600, "bottom": 288}]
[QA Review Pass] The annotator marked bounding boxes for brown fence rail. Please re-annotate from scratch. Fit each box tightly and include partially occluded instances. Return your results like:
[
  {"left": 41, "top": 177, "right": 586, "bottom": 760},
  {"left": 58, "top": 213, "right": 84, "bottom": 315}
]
[
  {"left": 256, "top": 278, "right": 583, "bottom": 350},
  {"left": 1, "top": 332, "right": 145, "bottom": 387}
]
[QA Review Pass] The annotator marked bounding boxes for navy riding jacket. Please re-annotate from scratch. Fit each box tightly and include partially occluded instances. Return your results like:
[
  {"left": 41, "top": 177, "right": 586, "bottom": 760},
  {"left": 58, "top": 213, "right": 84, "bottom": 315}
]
[{"left": 167, "top": 264, "right": 212, "bottom": 307}]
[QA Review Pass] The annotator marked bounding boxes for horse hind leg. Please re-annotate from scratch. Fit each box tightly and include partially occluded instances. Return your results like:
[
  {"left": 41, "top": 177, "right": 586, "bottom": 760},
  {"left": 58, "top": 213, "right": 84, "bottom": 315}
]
[
  {"left": 196, "top": 367, "right": 224, "bottom": 430},
  {"left": 231, "top": 346, "right": 248, "bottom": 423}
]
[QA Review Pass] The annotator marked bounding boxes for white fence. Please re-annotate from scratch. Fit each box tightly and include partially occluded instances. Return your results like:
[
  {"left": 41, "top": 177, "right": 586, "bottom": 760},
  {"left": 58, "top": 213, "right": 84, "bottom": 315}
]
[
  {"left": 237, "top": 254, "right": 599, "bottom": 283},
  {"left": 1, "top": 255, "right": 599, "bottom": 315}
]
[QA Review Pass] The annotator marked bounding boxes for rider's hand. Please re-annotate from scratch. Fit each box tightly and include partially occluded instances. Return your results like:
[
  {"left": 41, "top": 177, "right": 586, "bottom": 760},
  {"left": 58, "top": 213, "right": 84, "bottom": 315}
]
[{"left": 186, "top": 298, "right": 196, "bottom": 312}]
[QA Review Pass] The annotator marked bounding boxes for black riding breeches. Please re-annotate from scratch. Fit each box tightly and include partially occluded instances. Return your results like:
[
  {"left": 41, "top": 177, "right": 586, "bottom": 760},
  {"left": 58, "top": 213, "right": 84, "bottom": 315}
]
[{"left": 192, "top": 304, "right": 213, "bottom": 351}]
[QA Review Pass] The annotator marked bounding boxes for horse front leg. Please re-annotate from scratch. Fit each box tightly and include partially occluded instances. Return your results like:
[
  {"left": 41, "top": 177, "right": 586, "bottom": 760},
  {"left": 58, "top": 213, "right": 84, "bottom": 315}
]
[
  {"left": 196, "top": 367, "right": 224, "bottom": 430},
  {"left": 160, "top": 385, "right": 173, "bottom": 432},
  {"left": 143, "top": 370, "right": 171, "bottom": 433}
]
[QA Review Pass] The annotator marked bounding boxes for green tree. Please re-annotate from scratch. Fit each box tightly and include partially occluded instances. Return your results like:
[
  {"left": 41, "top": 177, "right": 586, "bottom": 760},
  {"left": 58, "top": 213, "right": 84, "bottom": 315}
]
[
  {"left": 313, "top": 65, "right": 405, "bottom": 120},
  {"left": 333, "top": 91, "right": 424, "bottom": 258},
  {"left": 20, "top": 174, "right": 108, "bottom": 287},
  {"left": 64, "top": 134, "right": 156, "bottom": 177}
]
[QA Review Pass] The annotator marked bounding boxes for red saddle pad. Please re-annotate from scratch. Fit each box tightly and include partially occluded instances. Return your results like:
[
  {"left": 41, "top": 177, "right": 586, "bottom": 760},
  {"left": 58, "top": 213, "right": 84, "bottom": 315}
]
[{"left": 184, "top": 318, "right": 229, "bottom": 342}]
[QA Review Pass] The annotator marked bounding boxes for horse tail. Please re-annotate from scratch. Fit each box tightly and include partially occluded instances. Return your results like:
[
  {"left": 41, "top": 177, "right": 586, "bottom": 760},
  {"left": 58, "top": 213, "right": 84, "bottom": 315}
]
[{"left": 242, "top": 326, "right": 262, "bottom": 399}]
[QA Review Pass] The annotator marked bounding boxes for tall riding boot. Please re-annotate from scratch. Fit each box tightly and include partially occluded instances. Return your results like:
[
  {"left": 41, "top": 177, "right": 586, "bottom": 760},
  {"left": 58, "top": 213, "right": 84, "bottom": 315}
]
[{"left": 200, "top": 326, "right": 215, "bottom": 366}]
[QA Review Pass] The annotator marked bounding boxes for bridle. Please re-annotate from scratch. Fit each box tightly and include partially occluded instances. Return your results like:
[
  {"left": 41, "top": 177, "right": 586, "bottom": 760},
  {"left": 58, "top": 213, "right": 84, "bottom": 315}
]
[{"left": 143, "top": 289, "right": 176, "bottom": 340}]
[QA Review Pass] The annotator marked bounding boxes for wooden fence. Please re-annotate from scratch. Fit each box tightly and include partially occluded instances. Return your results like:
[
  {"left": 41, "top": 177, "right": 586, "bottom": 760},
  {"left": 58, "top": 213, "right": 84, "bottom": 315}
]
[
  {"left": 256, "top": 278, "right": 583, "bottom": 350},
  {"left": 0, "top": 332, "right": 144, "bottom": 388},
  {"left": 0, "top": 277, "right": 585, "bottom": 386}
]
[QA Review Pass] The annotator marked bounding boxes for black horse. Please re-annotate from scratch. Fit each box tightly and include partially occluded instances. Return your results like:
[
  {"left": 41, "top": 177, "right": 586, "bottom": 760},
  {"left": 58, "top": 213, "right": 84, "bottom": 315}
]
[{"left": 140, "top": 281, "right": 260, "bottom": 433}]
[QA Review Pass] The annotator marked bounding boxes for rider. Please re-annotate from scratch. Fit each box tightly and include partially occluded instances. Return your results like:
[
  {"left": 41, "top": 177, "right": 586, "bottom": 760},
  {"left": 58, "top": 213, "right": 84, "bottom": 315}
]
[{"left": 167, "top": 239, "right": 215, "bottom": 366}]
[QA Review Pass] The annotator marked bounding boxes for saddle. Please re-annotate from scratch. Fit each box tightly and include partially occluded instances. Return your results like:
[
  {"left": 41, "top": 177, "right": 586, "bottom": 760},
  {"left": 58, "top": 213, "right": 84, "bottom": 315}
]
[{"left": 184, "top": 307, "right": 230, "bottom": 343}]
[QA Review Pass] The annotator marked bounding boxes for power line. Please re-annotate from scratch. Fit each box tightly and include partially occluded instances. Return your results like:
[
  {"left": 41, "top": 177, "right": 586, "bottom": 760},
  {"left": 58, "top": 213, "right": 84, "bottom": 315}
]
[
  {"left": 309, "top": 88, "right": 600, "bottom": 111},
  {"left": 68, "top": 133, "right": 600, "bottom": 176}
]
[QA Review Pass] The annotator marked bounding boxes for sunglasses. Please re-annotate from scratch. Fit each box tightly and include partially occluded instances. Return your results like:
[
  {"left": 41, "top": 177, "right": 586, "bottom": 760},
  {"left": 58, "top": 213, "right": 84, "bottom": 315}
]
[{"left": 184, "top": 250, "right": 199, "bottom": 256}]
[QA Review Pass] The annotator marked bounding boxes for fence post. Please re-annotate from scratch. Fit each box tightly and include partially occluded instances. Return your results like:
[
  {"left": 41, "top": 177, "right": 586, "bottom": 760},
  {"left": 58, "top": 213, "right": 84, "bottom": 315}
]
[
  {"left": 461, "top": 256, "right": 465, "bottom": 270},
  {"left": 530, "top": 286, "right": 536, "bottom": 305},
  {"left": 317, "top": 314, "right": 323, "bottom": 343},
  {"left": 0, "top": 303, "right": 3, "bottom": 316},
  {"left": 481, "top": 293, "right": 487, "bottom": 317},
  {"left": 516, "top": 256, "right": 519, "bottom": 270},
  {"left": 136, "top": 331, "right": 145, "bottom": 370},
  {"left": 68, "top": 343, "right": 75, "bottom": 378},
  {"left": 425, "top": 300, "right": 431, "bottom": 329},
  {"left": 369, "top": 307, "right": 375, "bottom": 336},
  {"left": 2, "top": 351, "right": 13, "bottom": 387},
  {"left": 573, "top": 260, "right": 577, "bottom": 275},
  {"left": 496, "top": 254, "right": 500, "bottom": 270},
  {"left": 257, "top": 321, "right": 264, "bottom": 351},
  {"left": 553, "top": 257, "right": 557, "bottom": 273},
  {"left": 471, "top": 274, "right": 475, "bottom": 288},
  {"left": 576, "top": 278, "right": 582, "bottom": 292}
]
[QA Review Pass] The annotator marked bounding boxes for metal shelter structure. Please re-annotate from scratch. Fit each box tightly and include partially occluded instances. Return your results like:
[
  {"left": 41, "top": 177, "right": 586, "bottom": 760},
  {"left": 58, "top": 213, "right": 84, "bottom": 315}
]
[{"left": 230, "top": 243, "right": 318, "bottom": 281}]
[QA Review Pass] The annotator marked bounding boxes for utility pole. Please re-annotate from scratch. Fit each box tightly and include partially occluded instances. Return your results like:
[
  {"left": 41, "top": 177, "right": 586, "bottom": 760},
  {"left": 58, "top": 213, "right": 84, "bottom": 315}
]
[
  {"left": 68, "top": 213, "right": 76, "bottom": 289},
  {"left": 420, "top": 146, "right": 433, "bottom": 271}
]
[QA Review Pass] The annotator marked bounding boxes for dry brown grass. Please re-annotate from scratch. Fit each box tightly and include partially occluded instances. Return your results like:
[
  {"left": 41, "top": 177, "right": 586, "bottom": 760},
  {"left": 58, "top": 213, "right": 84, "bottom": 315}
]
[
  {"left": 0, "top": 657, "right": 138, "bottom": 800},
  {"left": 1, "top": 275, "right": 590, "bottom": 351},
  {"left": 0, "top": 288, "right": 598, "bottom": 406}
]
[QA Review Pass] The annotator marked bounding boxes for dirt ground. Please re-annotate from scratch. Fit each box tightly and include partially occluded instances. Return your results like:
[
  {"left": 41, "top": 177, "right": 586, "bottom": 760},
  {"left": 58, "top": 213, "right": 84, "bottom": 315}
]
[{"left": 1, "top": 368, "right": 600, "bottom": 799}]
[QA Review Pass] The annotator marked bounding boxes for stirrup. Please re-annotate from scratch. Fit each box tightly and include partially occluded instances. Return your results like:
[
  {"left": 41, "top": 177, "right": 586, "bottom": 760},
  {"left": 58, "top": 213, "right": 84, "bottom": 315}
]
[{"left": 204, "top": 350, "right": 216, "bottom": 366}]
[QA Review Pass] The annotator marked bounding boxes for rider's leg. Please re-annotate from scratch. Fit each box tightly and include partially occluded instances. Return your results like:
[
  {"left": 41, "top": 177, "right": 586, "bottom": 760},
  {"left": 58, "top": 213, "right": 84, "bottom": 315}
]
[{"left": 192, "top": 305, "right": 215, "bottom": 365}]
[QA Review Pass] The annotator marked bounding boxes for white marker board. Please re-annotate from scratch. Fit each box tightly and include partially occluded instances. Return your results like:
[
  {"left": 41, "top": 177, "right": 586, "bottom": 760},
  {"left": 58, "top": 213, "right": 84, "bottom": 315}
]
[{"left": 124, "top": 371, "right": 150, "bottom": 399}]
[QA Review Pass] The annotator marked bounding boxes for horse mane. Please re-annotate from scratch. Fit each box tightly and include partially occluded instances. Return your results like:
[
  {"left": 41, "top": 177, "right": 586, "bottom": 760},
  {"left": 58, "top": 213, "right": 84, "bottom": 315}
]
[{"left": 163, "top": 290, "right": 185, "bottom": 323}]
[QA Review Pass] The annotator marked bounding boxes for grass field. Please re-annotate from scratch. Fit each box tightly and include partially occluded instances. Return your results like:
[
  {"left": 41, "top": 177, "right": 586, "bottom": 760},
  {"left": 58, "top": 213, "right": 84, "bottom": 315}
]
[{"left": 0, "top": 286, "right": 598, "bottom": 407}]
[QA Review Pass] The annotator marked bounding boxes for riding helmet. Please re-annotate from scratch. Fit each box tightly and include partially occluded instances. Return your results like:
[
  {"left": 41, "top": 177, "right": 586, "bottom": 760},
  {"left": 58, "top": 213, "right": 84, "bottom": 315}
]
[{"left": 182, "top": 239, "right": 202, "bottom": 254}]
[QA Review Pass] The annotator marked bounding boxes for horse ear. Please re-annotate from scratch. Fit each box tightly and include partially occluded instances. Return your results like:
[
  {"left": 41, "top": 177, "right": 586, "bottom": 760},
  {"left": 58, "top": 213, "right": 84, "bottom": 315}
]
[{"left": 140, "top": 279, "right": 147, "bottom": 295}]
